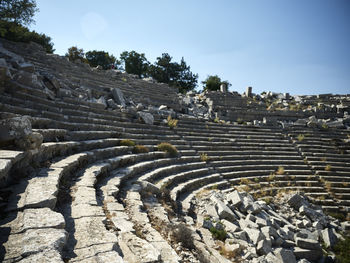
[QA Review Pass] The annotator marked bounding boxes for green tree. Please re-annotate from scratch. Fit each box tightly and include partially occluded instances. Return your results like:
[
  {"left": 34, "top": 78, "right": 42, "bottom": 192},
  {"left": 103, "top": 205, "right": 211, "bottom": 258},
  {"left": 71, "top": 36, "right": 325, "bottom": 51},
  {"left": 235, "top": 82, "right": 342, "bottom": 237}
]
[
  {"left": 201, "top": 75, "right": 231, "bottom": 91},
  {"left": 119, "top": 51, "right": 149, "bottom": 77},
  {"left": 66, "top": 46, "right": 85, "bottom": 62},
  {"left": 86, "top": 50, "right": 116, "bottom": 69},
  {"left": 0, "top": 0, "right": 38, "bottom": 25},
  {"left": 148, "top": 53, "right": 198, "bottom": 93}
]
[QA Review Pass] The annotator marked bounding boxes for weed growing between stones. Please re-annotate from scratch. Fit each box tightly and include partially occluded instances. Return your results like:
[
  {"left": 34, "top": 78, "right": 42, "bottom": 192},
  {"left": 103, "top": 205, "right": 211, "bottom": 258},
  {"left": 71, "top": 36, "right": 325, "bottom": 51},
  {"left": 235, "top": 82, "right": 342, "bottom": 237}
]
[
  {"left": 297, "top": 134, "right": 305, "bottom": 142},
  {"left": 132, "top": 144, "right": 149, "bottom": 154},
  {"left": 325, "top": 164, "right": 332, "bottom": 171},
  {"left": 200, "top": 153, "right": 210, "bottom": 162},
  {"left": 120, "top": 139, "right": 136, "bottom": 146},
  {"left": 276, "top": 166, "right": 285, "bottom": 175},
  {"left": 209, "top": 227, "right": 227, "bottom": 241},
  {"left": 333, "top": 236, "right": 350, "bottom": 263},
  {"left": 157, "top": 142, "right": 178, "bottom": 157},
  {"left": 167, "top": 115, "right": 178, "bottom": 129}
]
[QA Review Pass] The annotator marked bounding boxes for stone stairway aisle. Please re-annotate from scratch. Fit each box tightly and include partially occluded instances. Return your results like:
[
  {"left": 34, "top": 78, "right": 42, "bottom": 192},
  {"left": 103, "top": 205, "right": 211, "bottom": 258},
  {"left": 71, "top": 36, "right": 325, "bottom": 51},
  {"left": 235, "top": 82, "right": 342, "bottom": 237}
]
[{"left": 287, "top": 127, "right": 350, "bottom": 213}]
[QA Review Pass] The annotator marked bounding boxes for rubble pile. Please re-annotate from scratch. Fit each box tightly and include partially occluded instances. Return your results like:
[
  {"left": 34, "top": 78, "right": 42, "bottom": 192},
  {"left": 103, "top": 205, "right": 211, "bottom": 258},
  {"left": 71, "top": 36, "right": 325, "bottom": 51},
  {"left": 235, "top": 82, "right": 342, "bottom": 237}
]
[{"left": 191, "top": 190, "right": 347, "bottom": 262}]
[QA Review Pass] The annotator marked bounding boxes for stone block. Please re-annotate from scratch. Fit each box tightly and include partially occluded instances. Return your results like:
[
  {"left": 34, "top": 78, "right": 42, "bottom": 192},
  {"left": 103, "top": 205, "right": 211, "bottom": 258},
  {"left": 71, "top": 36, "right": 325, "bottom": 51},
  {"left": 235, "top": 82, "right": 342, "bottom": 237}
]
[{"left": 274, "top": 248, "right": 296, "bottom": 263}]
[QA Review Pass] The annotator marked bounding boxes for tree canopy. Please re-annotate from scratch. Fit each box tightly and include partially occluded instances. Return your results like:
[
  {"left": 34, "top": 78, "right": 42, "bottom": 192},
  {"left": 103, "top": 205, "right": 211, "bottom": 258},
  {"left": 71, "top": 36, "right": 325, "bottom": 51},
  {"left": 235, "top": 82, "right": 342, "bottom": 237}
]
[
  {"left": 86, "top": 50, "right": 116, "bottom": 69},
  {"left": 148, "top": 53, "right": 198, "bottom": 93},
  {"left": 0, "top": 0, "right": 38, "bottom": 25},
  {"left": 65, "top": 46, "right": 85, "bottom": 62},
  {"left": 119, "top": 51, "right": 149, "bottom": 78},
  {"left": 201, "top": 75, "right": 231, "bottom": 91}
]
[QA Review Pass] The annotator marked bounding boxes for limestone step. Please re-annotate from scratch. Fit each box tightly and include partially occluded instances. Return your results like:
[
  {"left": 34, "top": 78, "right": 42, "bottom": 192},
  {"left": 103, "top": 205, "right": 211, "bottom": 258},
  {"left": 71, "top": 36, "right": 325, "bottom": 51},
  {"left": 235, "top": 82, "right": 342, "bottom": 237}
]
[
  {"left": 0, "top": 150, "right": 25, "bottom": 186},
  {"left": 139, "top": 161, "right": 207, "bottom": 183},
  {"left": 208, "top": 154, "right": 303, "bottom": 161},
  {"left": 6, "top": 146, "right": 131, "bottom": 212},
  {"left": 171, "top": 173, "right": 222, "bottom": 201},
  {"left": 155, "top": 167, "right": 212, "bottom": 190},
  {"left": 221, "top": 169, "right": 314, "bottom": 180},
  {"left": 196, "top": 150, "right": 299, "bottom": 156},
  {"left": 210, "top": 159, "right": 306, "bottom": 167}
]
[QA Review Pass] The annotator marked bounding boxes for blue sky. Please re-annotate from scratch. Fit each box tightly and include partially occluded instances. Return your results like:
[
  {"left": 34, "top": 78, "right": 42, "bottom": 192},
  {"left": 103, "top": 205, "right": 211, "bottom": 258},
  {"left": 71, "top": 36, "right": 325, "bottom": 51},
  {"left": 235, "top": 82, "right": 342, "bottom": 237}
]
[{"left": 30, "top": 0, "right": 350, "bottom": 95}]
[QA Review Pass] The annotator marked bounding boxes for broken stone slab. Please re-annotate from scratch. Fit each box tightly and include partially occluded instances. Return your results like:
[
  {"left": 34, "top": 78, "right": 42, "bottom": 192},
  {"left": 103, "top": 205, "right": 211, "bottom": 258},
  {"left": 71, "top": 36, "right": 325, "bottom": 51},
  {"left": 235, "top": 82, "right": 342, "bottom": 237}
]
[
  {"left": 287, "top": 194, "right": 309, "bottom": 210},
  {"left": 293, "top": 247, "right": 323, "bottom": 262},
  {"left": 295, "top": 238, "right": 322, "bottom": 251},
  {"left": 221, "top": 219, "right": 240, "bottom": 233},
  {"left": 18, "top": 249, "right": 64, "bottom": 263},
  {"left": 18, "top": 62, "right": 35, "bottom": 73},
  {"left": 15, "top": 132, "right": 43, "bottom": 150},
  {"left": 274, "top": 247, "right": 296, "bottom": 263},
  {"left": 3, "top": 228, "right": 67, "bottom": 260},
  {"left": 119, "top": 232, "right": 161, "bottom": 263},
  {"left": 0, "top": 116, "right": 32, "bottom": 143},
  {"left": 261, "top": 226, "right": 279, "bottom": 239},
  {"left": 321, "top": 227, "right": 338, "bottom": 248},
  {"left": 70, "top": 243, "right": 124, "bottom": 263},
  {"left": 215, "top": 199, "right": 237, "bottom": 222},
  {"left": 245, "top": 227, "right": 264, "bottom": 245},
  {"left": 227, "top": 190, "right": 244, "bottom": 206},
  {"left": 137, "top": 111, "right": 154, "bottom": 125},
  {"left": 111, "top": 87, "right": 126, "bottom": 107},
  {"left": 257, "top": 239, "right": 272, "bottom": 255},
  {"left": 135, "top": 180, "right": 161, "bottom": 196}
]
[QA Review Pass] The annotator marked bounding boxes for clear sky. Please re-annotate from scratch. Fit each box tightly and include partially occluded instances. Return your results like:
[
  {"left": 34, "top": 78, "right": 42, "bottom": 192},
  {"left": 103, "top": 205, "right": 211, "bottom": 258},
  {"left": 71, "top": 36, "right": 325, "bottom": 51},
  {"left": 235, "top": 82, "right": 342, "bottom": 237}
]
[{"left": 30, "top": 0, "right": 350, "bottom": 95}]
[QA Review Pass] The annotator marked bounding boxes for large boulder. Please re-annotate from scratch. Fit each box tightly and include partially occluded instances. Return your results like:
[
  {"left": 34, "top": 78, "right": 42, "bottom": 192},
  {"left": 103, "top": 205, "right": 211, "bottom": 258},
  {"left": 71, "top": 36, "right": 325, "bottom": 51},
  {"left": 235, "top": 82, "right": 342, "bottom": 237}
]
[
  {"left": 137, "top": 112, "right": 154, "bottom": 125},
  {"left": 0, "top": 116, "right": 42, "bottom": 150},
  {"left": 111, "top": 88, "right": 126, "bottom": 107}
]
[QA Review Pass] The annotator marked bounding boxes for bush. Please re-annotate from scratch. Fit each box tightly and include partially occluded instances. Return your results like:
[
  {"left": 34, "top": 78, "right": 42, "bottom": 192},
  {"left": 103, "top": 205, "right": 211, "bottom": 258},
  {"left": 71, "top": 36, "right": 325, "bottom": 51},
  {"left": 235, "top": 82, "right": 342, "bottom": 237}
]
[
  {"left": 132, "top": 145, "right": 149, "bottom": 154},
  {"left": 297, "top": 134, "right": 305, "bottom": 142},
  {"left": 200, "top": 153, "right": 210, "bottom": 162},
  {"left": 157, "top": 142, "right": 178, "bottom": 157},
  {"left": 333, "top": 236, "right": 350, "bottom": 263},
  {"left": 325, "top": 164, "right": 332, "bottom": 171},
  {"left": 276, "top": 166, "right": 285, "bottom": 175},
  {"left": 0, "top": 20, "right": 54, "bottom": 53},
  {"left": 167, "top": 115, "right": 178, "bottom": 129},
  {"left": 120, "top": 139, "right": 136, "bottom": 147},
  {"left": 170, "top": 223, "right": 195, "bottom": 249},
  {"left": 210, "top": 227, "right": 227, "bottom": 241}
]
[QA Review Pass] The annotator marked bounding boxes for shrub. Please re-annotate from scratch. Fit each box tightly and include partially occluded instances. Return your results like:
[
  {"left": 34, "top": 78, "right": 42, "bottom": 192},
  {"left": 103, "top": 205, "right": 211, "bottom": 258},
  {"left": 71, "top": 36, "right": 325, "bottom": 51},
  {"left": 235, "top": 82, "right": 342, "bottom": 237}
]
[
  {"left": 210, "top": 227, "right": 227, "bottom": 241},
  {"left": 157, "top": 142, "right": 178, "bottom": 157},
  {"left": 276, "top": 166, "right": 285, "bottom": 175},
  {"left": 167, "top": 115, "right": 178, "bottom": 129},
  {"left": 170, "top": 223, "right": 195, "bottom": 249},
  {"left": 333, "top": 236, "right": 350, "bottom": 263},
  {"left": 0, "top": 20, "right": 54, "bottom": 53},
  {"left": 132, "top": 145, "right": 149, "bottom": 154},
  {"left": 237, "top": 118, "right": 244, "bottom": 124},
  {"left": 325, "top": 164, "right": 332, "bottom": 171},
  {"left": 297, "top": 134, "right": 305, "bottom": 142},
  {"left": 120, "top": 139, "right": 136, "bottom": 147},
  {"left": 200, "top": 153, "right": 210, "bottom": 162}
]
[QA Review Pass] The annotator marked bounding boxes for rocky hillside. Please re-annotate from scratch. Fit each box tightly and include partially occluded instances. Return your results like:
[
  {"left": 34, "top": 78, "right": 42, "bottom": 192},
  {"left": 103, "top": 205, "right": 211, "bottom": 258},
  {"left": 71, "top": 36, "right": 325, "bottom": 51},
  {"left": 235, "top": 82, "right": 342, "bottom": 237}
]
[{"left": 0, "top": 38, "right": 350, "bottom": 262}]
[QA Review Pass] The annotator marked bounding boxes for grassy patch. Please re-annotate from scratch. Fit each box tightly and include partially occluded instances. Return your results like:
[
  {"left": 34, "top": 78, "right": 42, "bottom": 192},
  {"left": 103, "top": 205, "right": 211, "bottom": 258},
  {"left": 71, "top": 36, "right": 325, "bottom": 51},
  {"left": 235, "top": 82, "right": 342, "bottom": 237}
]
[
  {"left": 167, "top": 115, "right": 178, "bottom": 129},
  {"left": 200, "top": 153, "right": 210, "bottom": 162},
  {"left": 210, "top": 227, "right": 227, "bottom": 241}
]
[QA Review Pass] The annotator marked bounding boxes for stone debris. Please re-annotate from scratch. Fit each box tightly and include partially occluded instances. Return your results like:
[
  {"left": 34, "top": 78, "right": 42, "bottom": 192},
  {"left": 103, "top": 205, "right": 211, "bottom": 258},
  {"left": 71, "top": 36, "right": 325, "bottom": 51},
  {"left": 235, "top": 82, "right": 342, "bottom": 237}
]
[{"left": 191, "top": 190, "right": 345, "bottom": 262}]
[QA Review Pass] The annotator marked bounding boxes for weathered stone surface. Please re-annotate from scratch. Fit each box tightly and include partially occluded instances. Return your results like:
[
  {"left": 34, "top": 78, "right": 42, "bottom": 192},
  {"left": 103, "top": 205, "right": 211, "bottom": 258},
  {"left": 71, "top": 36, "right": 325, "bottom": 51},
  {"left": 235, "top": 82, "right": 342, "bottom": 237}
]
[
  {"left": 257, "top": 239, "right": 272, "bottom": 255},
  {"left": 215, "top": 200, "right": 237, "bottom": 222},
  {"left": 274, "top": 248, "right": 296, "bottom": 263},
  {"left": 295, "top": 238, "right": 321, "bottom": 251},
  {"left": 245, "top": 227, "right": 264, "bottom": 245},
  {"left": 221, "top": 219, "right": 240, "bottom": 233},
  {"left": 3, "top": 228, "right": 67, "bottom": 259},
  {"left": 111, "top": 87, "right": 126, "bottom": 107},
  {"left": 287, "top": 194, "right": 308, "bottom": 210},
  {"left": 137, "top": 111, "right": 154, "bottom": 125},
  {"left": 136, "top": 180, "right": 161, "bottom": 196},
  {"left": 293, "top": 247, "right": 322, "bottom": 262},
  {"left": 227, "top": 190, "right": 244, "bottom": 206},
  {"left": 119, "top": 232, "right": 161, "bottom": 263},
  {"left": 0, "top": 116, "right": 32, "bottom": 143},
  {"left": 16, "top": 131, "right": 43, "bottom": 150},
  {"left": 18, "top": 249, "right": 64, "bottom": 263},
  {"left": 321, "top": 228, "right": 338, "bottom": 248}
]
